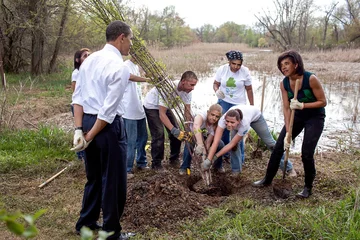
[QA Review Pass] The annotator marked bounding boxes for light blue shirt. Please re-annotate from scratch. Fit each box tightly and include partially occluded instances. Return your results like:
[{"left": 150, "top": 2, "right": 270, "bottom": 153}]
[{"left": 72, "top": 44, "right": 130, "bottom": 124}]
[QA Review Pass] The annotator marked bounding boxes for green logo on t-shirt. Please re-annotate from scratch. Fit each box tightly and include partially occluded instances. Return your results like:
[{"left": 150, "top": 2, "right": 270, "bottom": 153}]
[{"left": 226, "top": 77, "right": 236, "bottom": 98}]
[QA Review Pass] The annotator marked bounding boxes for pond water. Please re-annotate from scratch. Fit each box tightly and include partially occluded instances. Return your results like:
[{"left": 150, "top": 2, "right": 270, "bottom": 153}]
[{"left": 191, "top": 72, "right": 360, "bottom": 153}]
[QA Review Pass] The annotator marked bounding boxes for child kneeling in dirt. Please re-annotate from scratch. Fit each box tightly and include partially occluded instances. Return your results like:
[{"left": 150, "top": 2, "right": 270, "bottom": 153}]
[
  {"left": 179, "top": 104, "right": 225, "bottom": 175},
  {"left": 204, "top": 105, "right": 296, "bottom": 177}
]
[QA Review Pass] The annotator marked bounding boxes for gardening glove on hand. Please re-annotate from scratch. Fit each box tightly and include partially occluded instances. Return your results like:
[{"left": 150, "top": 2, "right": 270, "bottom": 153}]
[
  {"left": 194, "top": 144, "right": 205, "bottom": 156},
  {"left": 290, "top": 99, "right": 304, "bottom": 110},
  {"left": 71, "top": 129, "right": 86, "bottom": 152},
  {"left": 215, "top": 89, "right": 225, "bottom": 99},
  {"left": 283, "top": 132, "right": 291, "bottom": 151},
  {"left": 201, "top": 158, "right": 212, "bottom": 171},
  {"left": 171, "top": 127, "right": 193, "bottom": 142}
]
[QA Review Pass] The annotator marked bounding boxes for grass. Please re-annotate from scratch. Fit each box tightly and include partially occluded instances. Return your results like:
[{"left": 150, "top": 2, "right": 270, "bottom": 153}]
[
  {"left": 149, "top": 42, "right": 253, "bottom": 78},
  {"left": 182, "top": 191, "right": 360, "bottom": 239},
  {"left": 0, "top": 126, "right": 74, "bottom": 174},
  {"left": 0, "top": 44, "right": 359, "bottom": 239}
]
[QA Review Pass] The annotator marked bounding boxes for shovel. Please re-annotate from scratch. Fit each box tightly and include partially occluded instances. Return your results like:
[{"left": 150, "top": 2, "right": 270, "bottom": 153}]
[
  {"left": 273, "top": 79, "right": 300, "bottom": 198},
  {"left": 282, "top": 79, "right": 300, "bottom": 179}
]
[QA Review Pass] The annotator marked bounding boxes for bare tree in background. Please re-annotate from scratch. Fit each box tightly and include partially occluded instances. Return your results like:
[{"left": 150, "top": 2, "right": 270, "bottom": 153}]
[
  {"left": 255, "top": 0, "right": 314, "bottom": 50},
  {"left": 322, "top": 2, "right": 338, "bottom": 48},
  {"left": 29, "top": 0, "right": 47, "bottom": 75},
  {"left": 48, "top": 0, "right": 70, "bottom": 73}
]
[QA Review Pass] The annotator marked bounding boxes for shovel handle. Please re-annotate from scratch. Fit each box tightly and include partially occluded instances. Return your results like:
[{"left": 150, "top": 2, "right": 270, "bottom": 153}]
[{"left": 283, "top": 79, "right": 300, "bottom": 179}]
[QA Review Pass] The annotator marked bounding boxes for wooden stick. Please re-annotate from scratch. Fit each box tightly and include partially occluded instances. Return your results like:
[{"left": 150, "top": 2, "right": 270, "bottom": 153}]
[
  {"left": 283, "top": 79, "right": 300, "bottom": 179},
  {"left": 38, "top": 163, "right": 72, "bottom": 188},
  {"left": 254, "top": 76, "right": 267, "bottom": 153},
  {"left": 260, "top": 75, "right": 266, "bottom": 113}
]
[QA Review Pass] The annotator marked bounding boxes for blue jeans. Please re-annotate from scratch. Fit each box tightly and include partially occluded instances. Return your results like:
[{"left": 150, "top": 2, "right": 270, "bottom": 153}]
[
  {"left": 180, "top": 140, "right": 225, "bottom": 170},
  {"left": 217, "top": 99, "right": 245, "bottom": 163},
  {"left": 124, "top": 118, "right": 148, "bottom": 173},
  {"left": 230, "top": 114, "right": 293, "bottom": 173}
]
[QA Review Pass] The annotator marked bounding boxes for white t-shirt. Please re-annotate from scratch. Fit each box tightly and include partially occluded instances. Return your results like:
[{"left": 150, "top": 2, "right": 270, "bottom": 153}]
[
  {"left": 218, "top": 105, "right": 261, "bottom": 137},
  {"left": 71, "top": 69, "right": 79, "bottom": 82},
  {"left": 196, "top": 110, "right": 215, "bottom": 136},
  {"left": 122, "top": 60, "right": 146, "bottom": 120},
  {"left": 72, "top": 44, "right": 130, "bottom": 124},
  {"left": 143, "top": 80, "right": 192, "bottom": 110},
  {"left": 215, "top": 64, "right": 252, "bottom": 104}
]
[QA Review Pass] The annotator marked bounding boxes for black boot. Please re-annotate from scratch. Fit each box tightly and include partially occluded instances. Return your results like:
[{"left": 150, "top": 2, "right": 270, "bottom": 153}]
[
  {"left": 252, "top": 178, "right": 271, "bottom": 187},
  {"left": 296, "top": 187, "right": 312, "bottom": 198}
]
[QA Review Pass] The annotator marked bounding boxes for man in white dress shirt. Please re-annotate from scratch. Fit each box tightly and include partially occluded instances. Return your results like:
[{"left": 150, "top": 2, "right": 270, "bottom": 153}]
[{"left": 71, "top": 20, "right": 146, "bottom": 239}]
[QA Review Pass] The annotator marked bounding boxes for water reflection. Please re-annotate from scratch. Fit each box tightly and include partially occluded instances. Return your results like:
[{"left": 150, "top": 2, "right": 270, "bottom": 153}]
[{"left": 191, "top": 72, "right": 360, "bottom": 152}]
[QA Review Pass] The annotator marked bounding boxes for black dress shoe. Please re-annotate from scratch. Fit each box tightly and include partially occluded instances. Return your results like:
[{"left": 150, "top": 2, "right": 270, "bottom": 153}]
[
  {"left": 252, "top": 178, "right": 271, "bottom": 187},
  {"left": 296, "top": 187, "right": 312, "bottom": 198},
  {"left": 118, "top": 232, "right": 136, "bottom": 240}
]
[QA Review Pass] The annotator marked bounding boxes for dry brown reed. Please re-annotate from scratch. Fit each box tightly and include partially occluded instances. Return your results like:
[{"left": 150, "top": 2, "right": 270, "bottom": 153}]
[
  {"left": 244, "top": 49, "right": 360, "bottom": 84},
  {"left": 148, "top": 44, "right": 360, "bottom": 84},
  {"left": 148, "top": 43, "right": 253, "bottom": 78}
]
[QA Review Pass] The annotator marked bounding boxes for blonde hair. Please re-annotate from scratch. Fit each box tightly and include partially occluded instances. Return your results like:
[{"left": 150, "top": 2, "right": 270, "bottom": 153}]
[{"left": 208, "top": 103, "right": 222, "bottom": 113}]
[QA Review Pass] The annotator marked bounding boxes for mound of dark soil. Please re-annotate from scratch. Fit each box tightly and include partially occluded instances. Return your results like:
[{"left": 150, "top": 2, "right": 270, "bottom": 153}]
[{"left": 123, "top": 169, "right": 224, "bottom": 231}]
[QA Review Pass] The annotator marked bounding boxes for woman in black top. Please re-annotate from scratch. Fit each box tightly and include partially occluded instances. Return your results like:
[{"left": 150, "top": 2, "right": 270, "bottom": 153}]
[{"left": 253, "top": 50, "right": 327, "bottom": 198}]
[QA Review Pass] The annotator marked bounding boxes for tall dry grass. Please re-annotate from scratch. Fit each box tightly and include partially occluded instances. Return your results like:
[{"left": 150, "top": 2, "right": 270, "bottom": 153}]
[
  {"left": 148, "top": 43, "right": 253, "bottom": 78},
  {"left": 148, "top": 43, "right": 360, "bottom": 84}
]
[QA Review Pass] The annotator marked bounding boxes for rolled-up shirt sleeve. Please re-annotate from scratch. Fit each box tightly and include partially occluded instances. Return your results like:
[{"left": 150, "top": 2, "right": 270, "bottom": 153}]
[{"left": 98, "top": 64, "right": 130, "bottom": 123}]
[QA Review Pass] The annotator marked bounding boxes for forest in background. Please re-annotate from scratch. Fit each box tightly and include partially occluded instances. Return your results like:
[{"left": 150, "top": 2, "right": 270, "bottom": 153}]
[{"left": 0, "top": 0, "right": 359, "bottom": 75}]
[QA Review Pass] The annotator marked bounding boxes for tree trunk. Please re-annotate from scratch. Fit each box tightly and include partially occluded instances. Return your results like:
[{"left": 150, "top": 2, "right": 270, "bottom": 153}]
[
  {"left": 48, "top": 0, "right": 70, "bottom": 73},
  {"left": 0, "top": 28, "right": 5, "bottom": 90},
  {"left": 30, "top": 0, "right": 47, "bottom": 75}
]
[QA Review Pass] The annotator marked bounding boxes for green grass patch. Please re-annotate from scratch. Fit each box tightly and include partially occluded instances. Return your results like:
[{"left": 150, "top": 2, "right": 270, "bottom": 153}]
[
  {"left": 175, "top": 191, "right": 360, "bottom": 240},
  {"left": 0, "top": 126, "right": 74, "bottom": 173},
  {"left": 4, "top": 66, "right": 73, "bottom": 104}
]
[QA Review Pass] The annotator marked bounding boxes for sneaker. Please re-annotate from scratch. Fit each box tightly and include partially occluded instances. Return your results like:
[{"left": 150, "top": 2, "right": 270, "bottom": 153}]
[
  {"left": 127, "top": 173, "right": 134, "bottom": 180},
  {"left": 230, "top": 171, "right": 240, "bottom": 177},
  {"left": 137, "top": 166, "right": 150, "bottom": 171},
  {"left": 215, "top": 167, "right": 226, "bottom": 173},
  {"left": 179, "top": 169, "right": 186, "bottom": 175},
  {"left": 118, "top": 232, "right": 136, "bottom": 239},
  {"left": 286, "top": 168, "right": 297, "bottom": 177}
]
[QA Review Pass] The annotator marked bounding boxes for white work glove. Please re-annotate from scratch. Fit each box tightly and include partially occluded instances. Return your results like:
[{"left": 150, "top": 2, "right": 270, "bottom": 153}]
[
  {"left": 215, "top": 89, "right": 225, "bottom": 99},
  {"left": 194, "top": 144, "right": 205, "bottom": 156},
  {"left": 284, "top": 132, "right": 291, "bottom": 151},
  {"left": 290, "top": 99, "right": 304, "bottom": 110},
  {"left": 70, "top": 130, "right": 92, "bottom": 152},
  {"left": 201, "top": 158, "right": 212, "bottom": 171}
]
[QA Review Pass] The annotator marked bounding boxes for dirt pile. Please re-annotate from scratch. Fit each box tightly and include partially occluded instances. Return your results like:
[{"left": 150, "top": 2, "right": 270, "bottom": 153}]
[{"left": 123, "top": 169, "right": 224, "bottom": 231}]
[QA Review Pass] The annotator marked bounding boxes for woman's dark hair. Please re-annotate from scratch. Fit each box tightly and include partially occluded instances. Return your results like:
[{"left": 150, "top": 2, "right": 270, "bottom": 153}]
[
  {"left": 277, "top": 50, "right": 304, "bottom": 76},
  {"left": 180, "top": 71, "right": 198, "bottom": 81},
  {"left": 73, "top": 48, "right": 90, "bottom": 70},
  {"left": 225, "top": 109, "right": 243, "bottom": 121},
  {"left": 106, "top": 20, "right": 131, "bottom": 42}
]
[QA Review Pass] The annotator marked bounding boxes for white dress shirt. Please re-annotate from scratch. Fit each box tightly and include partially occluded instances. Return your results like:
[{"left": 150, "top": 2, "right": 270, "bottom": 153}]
[
  {"left": 122, "top": 60, "right": 146, "bottom": 120},
  {"left": 72, "top": 44, "right": 130, "bottom": 124}
]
